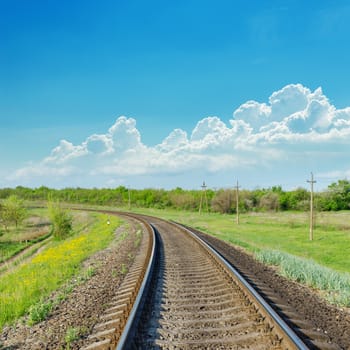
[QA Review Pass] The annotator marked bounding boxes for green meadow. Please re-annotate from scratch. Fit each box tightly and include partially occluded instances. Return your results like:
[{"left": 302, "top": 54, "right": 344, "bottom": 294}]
[
  {"left": 132, "top": 208, "right": 350, "bottom": 273},
  {"left": 130, "top": 207, "right": 350, "bottom": 306}
]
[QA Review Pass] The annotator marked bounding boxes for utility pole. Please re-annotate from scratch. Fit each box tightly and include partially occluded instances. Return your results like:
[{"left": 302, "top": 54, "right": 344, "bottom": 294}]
[
  {"left": 307, "top": 172, "right": 316, "bottom": 241},
  {"left": 235, "top": 180, "right": 241, "bottom": 224},
  {"left": 128, "top": 186, "right": 131, "bottom": 210},
  {"left": 199, "top": 181, "right": 208, "bottom": 215}
]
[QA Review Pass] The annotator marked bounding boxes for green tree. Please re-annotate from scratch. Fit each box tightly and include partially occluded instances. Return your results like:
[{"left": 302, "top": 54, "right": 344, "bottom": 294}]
[
  {"left": 279, "top": 187, "right": 309, "bottom": 210},
  {"left": 0, "top": 195, "right": 27, "bottom": 230},
  {"left": 47, "top": 200, "right": 73, "bottom": 239},
  {"left": 323, "top": 180, "right": 350, "bottom": 211}
]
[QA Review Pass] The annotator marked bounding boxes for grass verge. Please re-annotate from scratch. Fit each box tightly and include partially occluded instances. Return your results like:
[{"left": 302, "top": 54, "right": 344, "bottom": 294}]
[
  {"left": 256, "top": 250, "right": 350, "bottom": 307},
  {"left": 0, "top": 238, "right": 51, "bottom": 276},
  {"left": 0, "top": 212, "right": 120, "bottom": 330}
]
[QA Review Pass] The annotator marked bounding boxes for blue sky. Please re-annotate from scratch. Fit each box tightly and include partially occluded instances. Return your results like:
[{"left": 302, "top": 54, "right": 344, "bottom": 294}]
[{"left": 1, "top": 0, "right": 350, "bottom": 190}]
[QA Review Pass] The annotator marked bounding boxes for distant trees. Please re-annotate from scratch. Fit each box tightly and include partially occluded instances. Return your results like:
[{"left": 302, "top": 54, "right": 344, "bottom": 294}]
[
  {"left": 318, "top": 180, "right": 350, "bottom": 211},
  {"left": 211, "top": 189, "right": 234, "bottom": 214},
  {"left": 259, "top": 192, "right": 280, "bottom": 211},
  {"left": 279, "top": 187, "right": 309, "bottom": 211},
  {"left": 1, "top": 180, "right": 350, "bottom": 213}
]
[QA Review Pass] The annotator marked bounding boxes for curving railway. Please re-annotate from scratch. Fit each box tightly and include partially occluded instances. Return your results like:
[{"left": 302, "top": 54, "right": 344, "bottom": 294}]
[{"left": 83, "top": 212, "right": 343, "bottom": 350}]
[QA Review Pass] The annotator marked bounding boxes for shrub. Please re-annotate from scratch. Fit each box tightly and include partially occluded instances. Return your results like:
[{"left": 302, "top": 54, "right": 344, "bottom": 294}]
[
  {"left": 65, "top": 326, "right": 80, "bottom": 348},
  {"left": 27, "top": 299, "right": 53, "bottom": 325},
  {"left": 47, "top": 200, "right": 73, "bottom": 240}
]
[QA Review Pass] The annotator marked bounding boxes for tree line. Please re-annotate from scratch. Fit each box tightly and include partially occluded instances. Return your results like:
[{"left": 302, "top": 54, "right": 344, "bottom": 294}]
[{"left": 0, "top": 179, "right": 350, "bottom": 214}]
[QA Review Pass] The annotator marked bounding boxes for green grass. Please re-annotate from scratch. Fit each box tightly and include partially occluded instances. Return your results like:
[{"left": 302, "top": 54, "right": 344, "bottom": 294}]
[
  {"left": 256, "top": 250, "right": 350, "bottom": 306},
  {"left": 0, "top": 239, "right": 51, "bottom": 275},
  {"left": 27, "top": 298, "right": 53, "bottom": 325},
  {"left": 64, "top": 326, "right": 80, "bottom": 349},
  {"left": 0, "top": 208, "right": 51, "bottom": 263},
  {"left": 0, "top": 232, "right": 53, "bottom": 264},
  {"left": 128, "top": 208, "right": 350, "bottom": 306},
  {"left": 0, "top": 212, "right": 121, "bottom": 330},
  {"left": 130, "top": 208, "right": 350, "bottom": 273},
  {"left": 0, "top": 241, "right": 29, "bottom": 263}
]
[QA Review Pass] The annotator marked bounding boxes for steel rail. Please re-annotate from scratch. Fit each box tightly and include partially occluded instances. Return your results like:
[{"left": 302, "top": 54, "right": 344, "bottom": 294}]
[
  {"left": 115, "top": 222, "right": 156, "bottom": 350},
  {"left": 177, "top": 222, "right": 310, "bottom": 350},
  {"left": 110, "top": 212, "right": 309, "bottom": 349}
]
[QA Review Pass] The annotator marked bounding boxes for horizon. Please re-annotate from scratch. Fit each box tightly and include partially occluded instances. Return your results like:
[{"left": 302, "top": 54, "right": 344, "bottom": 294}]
[{"left": 0, "top": 176, "right": 342, "bottom": 193}]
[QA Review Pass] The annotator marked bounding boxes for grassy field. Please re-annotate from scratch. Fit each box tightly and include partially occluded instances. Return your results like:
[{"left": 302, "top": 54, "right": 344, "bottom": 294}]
[
  {"left": 128, "top": 207, "right": 350, "bottom": 306},
  {"left": 0, "top": 211, "right": 121, "bottom": 329},
  {"left": 129, "top": 208, "right": 350, "bottom": 273}
]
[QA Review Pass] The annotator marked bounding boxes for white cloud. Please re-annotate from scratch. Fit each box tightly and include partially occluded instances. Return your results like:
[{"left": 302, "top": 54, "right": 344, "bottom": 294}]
[
  {"left": 85, "top": 134, "right": 113, "bottom": 155},
  {"left": 7, "top": 83, "right": 350, "bottom": 189},
  {"left": 233, "top": 84, "right": 340, "bottom": 136},
  {"left": 108, "top": 116, "right": 144, "bottom": 153},
  {"left": 269, "top": 83, "right": 310, "bottom": 121},
  {"left": 233, "top": 100, "right": 270, "bottom": 131},
  {"left": 156, "top": 129, "right": 188, "bottom": 152},
  {"left": 43, "top": 140, "right": 87, "bottom": 164}
]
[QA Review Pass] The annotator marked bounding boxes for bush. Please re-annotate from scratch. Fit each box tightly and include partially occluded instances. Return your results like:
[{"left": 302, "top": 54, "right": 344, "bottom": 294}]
[
  {"left": 27, "top": 299, "right": 53, "bottom": 325},
  {"left": 48, "top": 200, "right": 73, "bottom": 240}
]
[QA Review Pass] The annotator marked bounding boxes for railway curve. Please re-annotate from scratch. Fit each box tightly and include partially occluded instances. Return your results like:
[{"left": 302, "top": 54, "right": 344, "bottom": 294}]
[
  {"left": 114, "top": 214, "right": 315, "bottom": 349},
  {"left": 1, "top": 211, "right": 347, "bottom": 349},
  {"left": 77, "top": 211, "right": 347, "bottom": 349}
]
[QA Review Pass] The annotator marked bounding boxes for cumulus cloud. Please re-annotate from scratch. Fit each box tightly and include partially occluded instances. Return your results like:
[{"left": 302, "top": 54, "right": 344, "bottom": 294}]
[
  {"left": 85, "top": 134, "right": 113, "bottom": 155},
  {"left": 232, "top": 101, "right": 270, "bottom": 131},
  {"left": 9, "top": 83, "right": 350, "bottom": 189},
  {"left": 233, "top": 84, "right": 340, "bottom": 136},
  {"left": 43, "top": 140, "right": 87, "bottom": 164},
  {"left": 156, "top": 129, "right": 188, "bottom": 152},
  {"left": 108, "top": 116, "right": 144, "bottom": 153}
]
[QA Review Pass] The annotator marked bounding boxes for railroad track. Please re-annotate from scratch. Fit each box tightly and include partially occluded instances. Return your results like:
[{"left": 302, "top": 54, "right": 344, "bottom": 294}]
[{"left": 84, "top": 213, "right": 339, "bottom": 349}]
